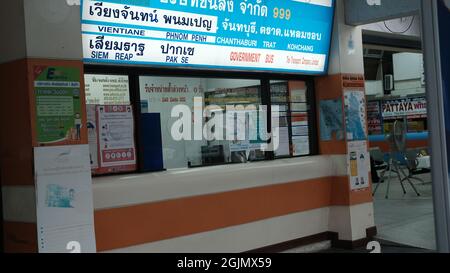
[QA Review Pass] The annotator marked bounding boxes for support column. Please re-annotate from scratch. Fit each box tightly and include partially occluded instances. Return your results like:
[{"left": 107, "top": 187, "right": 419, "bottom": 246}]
[
  {"left": 316, "top": 0, "right": 376, "bottom": 246},
  {"left": 0, "top": 0, "right": 90, "bottom": 253}
]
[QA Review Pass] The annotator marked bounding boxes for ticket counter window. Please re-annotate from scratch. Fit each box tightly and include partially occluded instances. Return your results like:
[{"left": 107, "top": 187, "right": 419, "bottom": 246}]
[
  {"left": 138, "top": 76, "right": 264, "bottom": 169},
  {"left": 83, "top": 72, "right": 316, "bottom": 174}
]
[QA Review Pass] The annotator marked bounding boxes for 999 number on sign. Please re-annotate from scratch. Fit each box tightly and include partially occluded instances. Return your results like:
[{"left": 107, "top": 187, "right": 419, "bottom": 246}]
[{"left": 273, "top": 7, "right": 291, "bottom": 20}]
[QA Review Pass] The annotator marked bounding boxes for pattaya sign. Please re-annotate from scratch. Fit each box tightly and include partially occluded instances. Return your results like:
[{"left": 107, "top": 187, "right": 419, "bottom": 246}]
[
  {"left": 382, "top": 97, "right": 427, "bottom": 120},
  {"left": 81, "top": 0, "right": 335, "bottom": 74}
]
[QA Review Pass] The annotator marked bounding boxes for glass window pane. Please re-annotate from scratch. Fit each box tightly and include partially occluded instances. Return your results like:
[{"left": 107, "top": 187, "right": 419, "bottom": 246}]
[
  {"left": 270, "top": 81, "right": 290, "bottom": 158},
  {"left": 289, "top": 81, "right": 310, "bottom": 156},
  {"left": 139, "top": 76, "right": 263, "bottom": 169},
  {"left": 270, "top": 80, "right": 311, "bottom": 158},
  {"left": 204, "top": 79, "right": 263, "bottom": 166}
]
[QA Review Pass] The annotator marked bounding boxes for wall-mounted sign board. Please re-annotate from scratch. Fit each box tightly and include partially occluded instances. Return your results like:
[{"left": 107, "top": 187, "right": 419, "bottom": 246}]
[
  {"left": 381, "top": 97, "right": 427, "bottom": 120},
  {"left": 31, "top": 62, "right": 87, "bottom": 147},
  {"left": 81, "top": 0, "right": 335, "bottom": 74}
]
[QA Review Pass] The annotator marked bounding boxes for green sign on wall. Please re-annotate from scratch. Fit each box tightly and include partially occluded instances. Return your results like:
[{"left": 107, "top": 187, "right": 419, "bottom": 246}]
[{"left": 34, "top": 66, "right": 82, "bottom": 145}]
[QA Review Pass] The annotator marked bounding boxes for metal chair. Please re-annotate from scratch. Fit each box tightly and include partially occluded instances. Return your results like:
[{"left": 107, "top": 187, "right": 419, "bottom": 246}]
[
  {"left": 370, "top": 148, "right": 388, "bottom": 171},
  {"left": 401, "top": 150, "right": 426, "bottom": 185},
  {"left": 372, "top": 122, "right": 421, "bottom": 199}
]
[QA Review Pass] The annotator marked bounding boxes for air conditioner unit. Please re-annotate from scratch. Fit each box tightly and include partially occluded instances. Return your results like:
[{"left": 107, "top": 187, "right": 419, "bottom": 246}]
[{"left": 384, "top": 74, "right": 394, "bottom": 93}]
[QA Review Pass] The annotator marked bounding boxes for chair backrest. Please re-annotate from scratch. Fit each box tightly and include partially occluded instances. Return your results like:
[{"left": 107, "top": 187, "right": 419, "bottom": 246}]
[
  {"left": 404, "top": 149, "right": 421, "bottom": 170},
  {"left": 370, "top": 147, "right": 386, "bottom": 162}
]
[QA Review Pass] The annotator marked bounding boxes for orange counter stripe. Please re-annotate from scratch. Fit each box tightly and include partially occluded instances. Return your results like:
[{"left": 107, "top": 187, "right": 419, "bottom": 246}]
[{"left": 94, "top": 177, "right": 373, "bottom": 251}]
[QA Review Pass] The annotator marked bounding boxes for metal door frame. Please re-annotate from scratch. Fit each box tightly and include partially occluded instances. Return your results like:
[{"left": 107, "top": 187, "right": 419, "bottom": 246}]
[{"left": 420, "top": 0, "right": 450, "bottom": 253}]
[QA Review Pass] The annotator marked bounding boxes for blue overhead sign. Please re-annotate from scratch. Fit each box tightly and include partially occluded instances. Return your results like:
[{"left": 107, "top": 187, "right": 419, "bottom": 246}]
[{"left": 81, "top": 0, "right": 335, "bottom": 74}]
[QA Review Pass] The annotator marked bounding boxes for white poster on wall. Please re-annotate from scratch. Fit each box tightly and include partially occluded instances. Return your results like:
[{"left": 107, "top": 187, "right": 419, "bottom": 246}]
[
  {"left": 290, "top": 88, "right": 307, "bottom": 103},
  {"left": 347, "top": 141, "right": 370, "bottom": 191},
  {"left": 292, "top": 126, "right": 309, "bottom": 136},
  {"left": 275, "top": 127, "right": 290, "bottom": 157},
  {"left": 34, "top": 145, "right": 96, "bottom": 253},
  {"left": 84, "top": 74, "right": 130, "bottom": 105},
  {"left": 344, "top": 91, "right": 367, "bottom": 142},
  {"left": 97, "top": 105, "right": 137, "bottom": 169},
  {"left": 292, "top": 136, "right": 310, "bottom": 156}
]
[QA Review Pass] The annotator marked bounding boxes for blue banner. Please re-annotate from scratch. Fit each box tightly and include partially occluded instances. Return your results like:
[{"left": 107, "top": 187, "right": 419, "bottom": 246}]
[{"left": 81, "top": 0, "right": 335, "bottom": 74}]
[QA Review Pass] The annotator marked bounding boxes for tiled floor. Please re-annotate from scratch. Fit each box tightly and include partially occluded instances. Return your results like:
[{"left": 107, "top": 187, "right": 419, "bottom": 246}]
[
  {"left": 284, "top": 172, "right": 437, "bottom": 253},
  {"left": 372, "top": 172, "right": 436, "bottom": 251},
  {"left": 319, "top": 173, "right": 437, "bottom": 253}
]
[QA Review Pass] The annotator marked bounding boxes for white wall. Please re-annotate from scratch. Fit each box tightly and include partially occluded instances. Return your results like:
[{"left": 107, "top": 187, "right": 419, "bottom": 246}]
[
  {"left": 393, "top": 52, "right": 424, "bottom": 81},
  {"left": 0, "top": 0, "right": 83, "bottom": 63},
  {"left": 328, "top": 0, "right": 364, "bottom": 75},
  {"left": 392, "top": 52, "right": 425, "bottom": 96},
  {"left": 366, "top": 80, "right": 384, "bottom": 97},
  {"left": 0, "top": 0, "right": 27, "bottom": 63},
  {"left": 23, "top": 0, "right": 83, "bottom": 60}
]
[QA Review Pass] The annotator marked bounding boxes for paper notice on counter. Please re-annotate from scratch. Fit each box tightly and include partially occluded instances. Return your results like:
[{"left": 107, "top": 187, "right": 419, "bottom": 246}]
[{"left": 34, "top": 145, "right": 96, "bottom": 253}]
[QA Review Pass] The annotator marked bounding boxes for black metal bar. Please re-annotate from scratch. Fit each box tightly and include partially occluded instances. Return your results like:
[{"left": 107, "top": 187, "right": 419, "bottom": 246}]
[
  {"left": 362, "top": 33, "right": 422, "bottom": 50},
  {"left": 84, "top": 64, "right": 313, "bottom": 82},
  {"left": 261, "top": 79, "right": 274, "bottom": 161},
  {"left": 0, "top": 164, "right": 3, "bottom": 253},
  {"left": 307, "top": 79, "right": 319, "bottom": 156},
  {"left": 128, "top": 73, "right": 143, "bottom": 172}
]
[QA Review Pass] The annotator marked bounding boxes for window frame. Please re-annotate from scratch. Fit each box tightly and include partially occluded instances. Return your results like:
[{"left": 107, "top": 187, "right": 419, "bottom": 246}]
[{"left": 84, "top": 64, "right": 319, "bottom": 173}]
